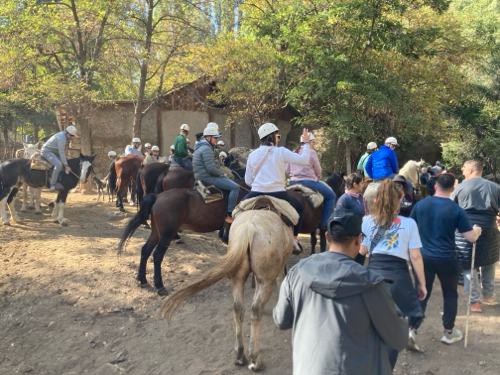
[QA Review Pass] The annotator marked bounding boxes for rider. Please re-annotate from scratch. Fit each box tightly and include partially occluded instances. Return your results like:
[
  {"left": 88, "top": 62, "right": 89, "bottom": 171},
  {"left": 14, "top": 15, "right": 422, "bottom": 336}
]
[
  {"left": 107, "top": 150, "right": 117, "bottom": 161},
  {"left": 244, "top": 123, "right": 311, "bottom": 253},
  {"left": 219, "top": 151, "right": 234, "bottom": 180},
  {"left": 125, "top": 138, "right": 142, "bottom": 156},
  {"left": 287, "top": 132, "right": 336, "bottom": 231},
  {"left": 151, "top": 146, "right": 161, "bottom": 161},
  {"left": 173, "top": 124, "right": 192, "bottom": 170},
  {"left": 357, "top": 142, "right": 377, "bottom": 177},
  {"left": 193, "top": 124, "right": 240, "bottom": 223},
  {"left": 365, "top": 137, "right": 399, "bottom": 181},
  {"left": 41, "top": 125, "right": 77, "bottom": 191},
  {"left": 144, "top": 143, "right": 152, "bottom": 156}
]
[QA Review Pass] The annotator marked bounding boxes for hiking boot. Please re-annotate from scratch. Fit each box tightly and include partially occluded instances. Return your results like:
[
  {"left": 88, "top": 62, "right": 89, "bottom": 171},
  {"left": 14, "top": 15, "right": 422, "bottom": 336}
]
[
  {"left": 407, "top": 328, "right": 423, "bottom": 352},
  {"left": 292, "top": 239, "right": 303, "bottom": 255},
  {"left": 470, "top": 301, "right": 482, "bottom": 313},
  {"left": 483, "top": 295, "right": 496, "bottom": 304},
  {"left": 225, "top": 214, "right": 233, "bottom": 224},
  {"left": 441, "top": 328, "right": 463, "bottom": 345}
]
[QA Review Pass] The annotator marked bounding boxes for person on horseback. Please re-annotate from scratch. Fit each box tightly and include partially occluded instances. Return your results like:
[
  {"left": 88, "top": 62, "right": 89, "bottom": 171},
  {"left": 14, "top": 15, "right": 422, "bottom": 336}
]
[
  {"left": 173, "top": 124, "right": 193, "bottom": 171},
  {"left": 107, "top": 150, "right": 117, "bottom": 161},
  {"left": 144, "top": 143, "right": 152, "bottom": 156},
  {"left": 244, "top": 123, "right": 311, "bottom": 253},
  {"left": 41, "top": 125, "right": 77, "bottom": 191},
  {"left": 287, "top": 132, "right": 336, "bottom": 231},
  {"left": 151, "top": 146, "right": 161, "bottom": 161},
  {"left": 365, "top": 137, "right": 399, "bottom": 181},
  {"left": 125, "top": 138, "right": 142, "bottom": 156},
  {"left": 193, "top": 124, "right": 240, "bottom": 223},
  {"left": 357, "top": 142, "right": 377, "bottom": 177},
  {"left": 218, "top": 151, "right": 234, "bottom": 180}
]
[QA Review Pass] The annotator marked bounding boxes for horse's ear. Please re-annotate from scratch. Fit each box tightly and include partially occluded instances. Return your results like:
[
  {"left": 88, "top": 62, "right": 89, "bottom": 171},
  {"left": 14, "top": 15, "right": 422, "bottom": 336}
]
[
  {"left": 91, "top": 155, "right": 96, "bottom": 162},
  {"left": 36, "top": 142, "right": 41, "bottom": 148},
  {"left": 79, "top": 152, "right": 84, "bottom": 159}
]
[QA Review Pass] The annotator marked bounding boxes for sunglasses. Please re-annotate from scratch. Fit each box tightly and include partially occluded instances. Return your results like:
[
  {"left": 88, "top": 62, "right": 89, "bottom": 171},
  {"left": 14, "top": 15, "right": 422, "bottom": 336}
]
[
  {"left": 68, "top": 134, "right": 75, "bottom": 137},
  {"left": 277, "top": 135, "right": 281, "bottom": 140}
]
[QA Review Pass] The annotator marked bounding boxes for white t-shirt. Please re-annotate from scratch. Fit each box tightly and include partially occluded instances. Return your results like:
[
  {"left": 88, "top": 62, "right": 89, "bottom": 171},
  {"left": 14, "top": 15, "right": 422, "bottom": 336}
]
[{"left": 361, "top": 215, "right": 422, "bottom": 261}]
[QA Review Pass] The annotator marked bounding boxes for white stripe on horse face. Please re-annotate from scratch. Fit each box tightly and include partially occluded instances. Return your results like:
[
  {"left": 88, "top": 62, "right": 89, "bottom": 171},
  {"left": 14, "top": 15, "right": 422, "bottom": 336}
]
[{"left": 80, "top": 161, "right": 91, "bottom": 182}]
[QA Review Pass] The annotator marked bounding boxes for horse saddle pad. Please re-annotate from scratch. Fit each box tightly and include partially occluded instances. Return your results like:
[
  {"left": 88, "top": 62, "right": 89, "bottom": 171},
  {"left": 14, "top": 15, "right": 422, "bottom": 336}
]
[
  {"left": 29, "top": 151, "right": 52, "bottom": 171},
  {"left": 233, "top": 196, "right": 299, "bottom": 227},
  {"left": 286, "top": 184, "right": 324, "bottom": 208},
  {"left": 194, "top": 181, "right": 224, "bottom": 204}
]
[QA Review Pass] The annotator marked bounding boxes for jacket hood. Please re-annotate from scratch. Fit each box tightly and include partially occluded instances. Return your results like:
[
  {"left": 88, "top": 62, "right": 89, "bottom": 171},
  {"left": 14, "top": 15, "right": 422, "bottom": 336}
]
[
  {"left": 194, "top": 139, "right": 211, "bottom": 151},
  {"left": 297, "top": 252, "right": 385, "bottom": 299}
]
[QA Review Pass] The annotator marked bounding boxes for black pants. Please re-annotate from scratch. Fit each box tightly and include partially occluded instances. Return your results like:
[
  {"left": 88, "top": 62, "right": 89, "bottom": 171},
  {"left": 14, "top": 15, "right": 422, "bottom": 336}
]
[
  {"left": 409, "top": 256, "right": 460, "bottom": 331},
  {"left": 242, "top": 190, "right": 303, "bottom": 236}
]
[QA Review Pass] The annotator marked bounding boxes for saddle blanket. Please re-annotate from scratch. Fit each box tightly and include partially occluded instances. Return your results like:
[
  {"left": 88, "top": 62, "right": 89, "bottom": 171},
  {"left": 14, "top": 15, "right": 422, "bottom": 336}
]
[
  {"left": 233, "top": 195, "right": 299, "bottom": 226},
  {"left": 194, "top": 180, "right": 223, "bottom": 203},
  {"left": 286, "top": 184, "right": 324, "bottom": 208},
  {"left": 29, "top": 151, "right": 52, "bottom": 171}
]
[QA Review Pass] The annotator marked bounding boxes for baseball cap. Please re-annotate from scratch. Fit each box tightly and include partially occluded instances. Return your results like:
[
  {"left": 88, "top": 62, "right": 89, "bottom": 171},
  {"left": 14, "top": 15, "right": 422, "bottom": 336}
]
[
  {"left": 327, "top": 209, "right": 363, "bottom": 237},
  {"left": 367, "top": 142, "right": 377, "bottom": 150},
  {"left": 385, "top": 137, "right": 399, "bottom": 146}
]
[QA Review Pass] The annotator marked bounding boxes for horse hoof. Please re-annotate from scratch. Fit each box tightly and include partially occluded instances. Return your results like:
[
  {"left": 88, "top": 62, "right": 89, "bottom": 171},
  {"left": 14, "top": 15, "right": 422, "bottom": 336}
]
[
  {"left": 141, "top": 224, "right": 150, "bottom": 229},
  {"left": 20, "top": 208, "right": 27, "bottom": 213},
  {"left": 157, "top": 287, "right": 170, "bottom": 296},
  {"left": 35, "top": 211, "right": 42, "bottom": 215},
  {"left": 2, "top": 222, "right": 11, "bottom": 226},
  {"left": 53, "top": 219, "right": 59, "bottom": 224},
  {"left": 248, "top": 361, "right": 264, "bottom": 372},
  {"left": 28, "top": 206, "right": 35, "bottom": 210},
  {"left": 235, "top": 357, "right": 247, "bottom": 366},
  {"left": 119, "top": 207, "right": 126, "bottom": 213},
  {"left": 61, "top": 221, "right": 68, "bottom": 227}
]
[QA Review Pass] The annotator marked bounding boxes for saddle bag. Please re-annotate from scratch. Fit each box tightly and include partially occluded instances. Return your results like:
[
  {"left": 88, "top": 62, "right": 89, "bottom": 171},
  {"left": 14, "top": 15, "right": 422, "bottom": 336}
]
[
  {"left": 194, "top": 181, "right": 224, "bottom": 204},
  {"left": 29, "top": 151, "right": 52, "bottom": 171}
]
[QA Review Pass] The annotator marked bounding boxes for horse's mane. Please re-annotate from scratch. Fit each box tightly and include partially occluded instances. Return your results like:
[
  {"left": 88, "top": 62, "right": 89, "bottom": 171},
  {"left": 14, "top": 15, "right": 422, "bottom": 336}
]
[{"left": 399, "top": 160, "right": 420, "bottom": 186}]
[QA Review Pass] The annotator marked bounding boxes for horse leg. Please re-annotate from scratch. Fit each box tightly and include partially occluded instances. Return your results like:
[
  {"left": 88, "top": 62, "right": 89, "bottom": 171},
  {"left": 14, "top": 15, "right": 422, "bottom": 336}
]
[
  {"left": 310, "top": 230, "right": 317, "bottom": 255},
  {"left": 29, "top": 187, "right": 35, "bottom": 209},
  {"left": 7, "top": 190, "right": 21, "bottom": 224},
  {"left": 34, "top": 188, "right": 42, "bottom": 214},
  {"left": 0, "top": 194, "right": 10, "bottom": 225},
  {"left": 232, "top": 261, "right": 251, "bottom": 367},
  {"left": 137, "top": 230, "right": 160, "bottom": 287},
  {"left": 248, "top": 280, "right": 274, "bottom": 371},
  {"left": 319, "top": 228, "right": 327, "bottom": 252},
  {"left": 51, "top": 196, "right": 60, "bottom": 223},
  {"left": 20, "top": 182, "right": 28, "bottom": 212},
  {"left": 152, "top": 234, "right": 175, "bottom": 295}
]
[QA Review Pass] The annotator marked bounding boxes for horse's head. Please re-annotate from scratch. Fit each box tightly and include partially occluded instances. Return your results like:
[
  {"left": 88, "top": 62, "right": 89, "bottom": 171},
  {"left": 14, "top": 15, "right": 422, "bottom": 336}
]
[
  {"left": 79, "top": 153, "right": 96, "bottom": 184},
  {"left": 23, "top": 142, "right": 40, "bottom": 159}
]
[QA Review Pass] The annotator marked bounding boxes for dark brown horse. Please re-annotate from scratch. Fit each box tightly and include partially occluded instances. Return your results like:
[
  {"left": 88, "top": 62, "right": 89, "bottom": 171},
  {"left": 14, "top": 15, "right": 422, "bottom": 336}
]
[
  {"left": 113, "top": 154, "right": 144, "bottom": 211},
  {"left": 118, "top": 180, "right": 248, "bottom": 295},
  {"left": 287, "top": 187, "right": 326, "bottom": 254},
  {"left": 136, "top": 162, "right": 170, "bottom": 204},
  {"left": 156, "top": 168, "right": 195, "bottom": 193}
]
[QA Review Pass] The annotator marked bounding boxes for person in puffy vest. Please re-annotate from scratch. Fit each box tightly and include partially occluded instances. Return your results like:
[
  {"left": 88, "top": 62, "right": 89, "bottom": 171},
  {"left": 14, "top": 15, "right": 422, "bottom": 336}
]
[{"left": 365, "top": 137, "right": 399, "bottom": 181}]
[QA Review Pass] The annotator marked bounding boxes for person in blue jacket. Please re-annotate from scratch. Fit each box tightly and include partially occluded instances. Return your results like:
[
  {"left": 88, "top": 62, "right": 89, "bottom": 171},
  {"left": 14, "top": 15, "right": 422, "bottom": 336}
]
[{"left": 366, "top": 137, "right": 399, "bottom": 181}]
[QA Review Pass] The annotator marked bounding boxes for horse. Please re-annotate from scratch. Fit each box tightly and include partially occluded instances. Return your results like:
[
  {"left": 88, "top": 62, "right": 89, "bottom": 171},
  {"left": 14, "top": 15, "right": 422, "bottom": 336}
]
[
  {"left": 399, "top": 159, "right": 425, "bottom": 194},
  {"left": 19, "top": 142, "right": 42, "bottom": 213},
  {"left": 159, "top": 209, "right": 294, "bottom": 371},
  {"left": 118, "top": 180, "right": 248, "bottom": 296},
  {"left": 155, "top": 168, "right": 195, "bottom": 193},
  {"left": 287, "top": 186, "right": 326, "bottom": 254},
  {"left": 0, "top": 154, "right": 95, "bottom": 226},
  {"left": 325, "top": 172, "right": 345, "bottom": 202},
  {"left": 111, "top": 154, "right": 144, "bottom": 211},
  {"left": 136, "top": 162, "right": 170, "bottom": 204}
]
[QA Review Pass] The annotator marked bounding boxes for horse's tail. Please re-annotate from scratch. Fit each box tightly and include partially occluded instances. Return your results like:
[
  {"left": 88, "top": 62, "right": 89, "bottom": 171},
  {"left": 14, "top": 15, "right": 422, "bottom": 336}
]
[
  {"left": 160, "top": 220, "right": 254, "bottom": 322},
  {"left": 155, "top": 171, "right": 167, "bottom": 193},
  {"left": 108, "top": 161, "right": 117, "bottom": 191},
  {"left": 136, "top": 166, "right": 144, "bottom": 204},
  {"left": 118, "top": 193, "right": 157, "bottom": 253}
]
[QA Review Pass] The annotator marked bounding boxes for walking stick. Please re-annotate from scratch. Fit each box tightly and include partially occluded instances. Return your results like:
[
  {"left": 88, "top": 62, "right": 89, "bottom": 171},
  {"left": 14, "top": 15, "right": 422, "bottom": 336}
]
[{"left": 464, "top": 241, "right": 477, "bottom": 348}]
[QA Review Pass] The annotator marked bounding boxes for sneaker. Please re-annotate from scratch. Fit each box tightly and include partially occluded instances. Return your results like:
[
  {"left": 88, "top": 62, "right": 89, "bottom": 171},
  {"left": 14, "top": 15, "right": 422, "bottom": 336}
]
[
  {"left": 292, "top": 239, "right": 303, "bottom": 255},
  {"left": 470, "top": 301, "right": 482, "bottom": 313},
  {"left": 407, "top": 328, "right": 423, "bottom": 352},
  {"left": 441, "top": 328, "right": 463, "bottom": 344},
  {"left": 225, "top": 214, "right": 233, "bottom": 224},
  {"left": 49, "top": 185, "right": 56, "bottom": 192},
  {"left": 129, "top": 201, "right": 135, "bottom": 206},
  {"left": 483, "top": 295, "right": 496, "bottom": 304}
]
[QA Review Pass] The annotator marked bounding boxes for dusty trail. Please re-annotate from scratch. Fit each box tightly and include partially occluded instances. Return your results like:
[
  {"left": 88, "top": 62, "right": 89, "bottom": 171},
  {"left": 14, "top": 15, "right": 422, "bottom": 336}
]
[{"left": 0, "top": 192, "right": 499, "bottom": 374}]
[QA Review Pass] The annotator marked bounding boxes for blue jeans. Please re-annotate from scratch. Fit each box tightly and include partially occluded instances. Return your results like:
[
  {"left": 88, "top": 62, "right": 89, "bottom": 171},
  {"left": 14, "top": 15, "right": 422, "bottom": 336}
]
[
  {"left": 201, "top": 176, "right": 240, "bottom": 213},
  {"left": 290, "top": 180, "right": 336, "bottom": 225},
  {"left": 463, "top": 263, "right": 496, "bottom": 303},
  {"left": 41, "top": 150, "right": 63, "bottom": 186},
  {"left": 175, "top": 157, "right": 192, "bottom": 171},
  {"left": 373, "top": 173, "right": 395, "bottom": 182}
]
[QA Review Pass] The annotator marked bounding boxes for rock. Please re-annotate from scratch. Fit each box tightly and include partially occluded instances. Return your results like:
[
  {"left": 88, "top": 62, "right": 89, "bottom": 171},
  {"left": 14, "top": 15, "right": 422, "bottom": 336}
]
[
  {"left": 90, "top": 363, "right": 121, "bottom": 375},
  {"left": 110, "top": 350, "right": 128, "bottom": 364},
  {"left": 479, "top": 361, "right": 486, "bottom": 366}
]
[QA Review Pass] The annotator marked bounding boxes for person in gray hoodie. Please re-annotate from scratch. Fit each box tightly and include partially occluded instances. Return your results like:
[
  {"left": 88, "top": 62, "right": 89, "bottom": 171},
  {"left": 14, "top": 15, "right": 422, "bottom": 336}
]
[
  {"left": 41, "top": 125, "right": 77, "bottom": 191},
  {"left": 273, "top": 209, "right": 408, "bottom": 375}
]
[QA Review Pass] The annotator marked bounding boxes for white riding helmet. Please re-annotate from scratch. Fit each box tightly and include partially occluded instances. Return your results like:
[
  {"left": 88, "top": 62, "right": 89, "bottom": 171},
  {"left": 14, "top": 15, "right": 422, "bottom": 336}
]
[
  {"left": 217, "top": 140, "right": 225, "bottom": 146},
  {"left": 385, "top": 137, "right": 399, "bottom": 146},
  {"left": 219, "top": 151, "right": 227, "bottom": 158},
  {"left": 170, "top": 145, "right": 175, "bottom": 150},
  {"left": 65, "top": 125, "right": 77, "bottom": 136},
  {"left": 180, "top": 124, "right": 190, "bottom": 132},
  {"left": 145, "top": 143, "right": 152, "bottom": 148},
  {"left": 258, "top": 123, "right": 279, "bottom": 140},
  {"left": 206, "top": 122, "right": 219, "bottom": 131},
  {"left": 367, "top": 142, "right": 377, "bottom": 150},
  {"left": 203, "top": 126, "right": 220, "bottom": 137},
  {"left": 300, "top": 132, "right": 315, "bottom": 142},
  {"left": 151, "top": 146, "right": 159, "bottom": 151},
  {"left": 132, "top": 137, "right": 141, "bottom": 143},
  {"left": 107, "top": 150, "right": 116, "bottom": 157}
]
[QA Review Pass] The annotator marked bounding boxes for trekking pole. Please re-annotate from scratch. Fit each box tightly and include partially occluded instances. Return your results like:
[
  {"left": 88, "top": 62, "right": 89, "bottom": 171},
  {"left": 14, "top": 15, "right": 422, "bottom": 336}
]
[{"left": 464, "top": 241, "right": 477, "bottom": 348}]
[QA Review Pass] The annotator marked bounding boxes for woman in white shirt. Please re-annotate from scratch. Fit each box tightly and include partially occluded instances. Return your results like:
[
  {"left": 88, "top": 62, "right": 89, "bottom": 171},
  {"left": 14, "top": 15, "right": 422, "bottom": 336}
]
[
  {"left": 244, "top": 123, "right": 311, "bottom": 253},
  {"left": 359, "top": 178, "right": 427, "bottom": 361}
]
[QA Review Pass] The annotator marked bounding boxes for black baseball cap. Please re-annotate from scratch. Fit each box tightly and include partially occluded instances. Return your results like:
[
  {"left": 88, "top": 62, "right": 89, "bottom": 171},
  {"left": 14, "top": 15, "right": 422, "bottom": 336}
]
[{"left": 327, "top": 209, "right": 363, "bottom": 237}]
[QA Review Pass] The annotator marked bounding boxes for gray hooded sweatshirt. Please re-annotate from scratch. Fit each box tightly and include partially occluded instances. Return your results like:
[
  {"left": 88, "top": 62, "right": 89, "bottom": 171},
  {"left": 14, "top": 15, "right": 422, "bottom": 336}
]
[{"left": 273, "top": 251, "right": 408, "bottom": 375}]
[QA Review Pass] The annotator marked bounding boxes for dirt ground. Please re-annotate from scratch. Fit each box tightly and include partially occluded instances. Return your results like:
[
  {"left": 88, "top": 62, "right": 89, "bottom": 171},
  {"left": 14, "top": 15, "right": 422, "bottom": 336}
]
[{"left": 1, "top": 192, "right": 500, "bottom": 375}]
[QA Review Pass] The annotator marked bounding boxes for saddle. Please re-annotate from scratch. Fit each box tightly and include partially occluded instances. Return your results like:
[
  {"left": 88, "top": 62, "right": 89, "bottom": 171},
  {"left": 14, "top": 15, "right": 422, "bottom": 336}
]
[
  {"left": 286, "top": 184, "right": 324, "bottom": 208},
  {"left": 29, "top": 151, "right": 52, "bottom": 171},
  {"left": 194, "top": 180, "right": 224, "bottom": 204},
  {"left": 232, "top": 196, "right": 299, "bottom": 227},
  {"left": 169, "top": 159, "right": 182, "bottom": 171}
]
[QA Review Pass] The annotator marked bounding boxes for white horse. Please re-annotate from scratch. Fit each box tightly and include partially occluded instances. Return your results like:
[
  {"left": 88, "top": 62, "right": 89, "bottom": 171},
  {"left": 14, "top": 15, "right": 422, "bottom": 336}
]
[
  {"left": 19, "top": 142, "right": 43, "bottom": 214},
  {"left": 399, "top": 159, "right": 425, "bottom": 189}
]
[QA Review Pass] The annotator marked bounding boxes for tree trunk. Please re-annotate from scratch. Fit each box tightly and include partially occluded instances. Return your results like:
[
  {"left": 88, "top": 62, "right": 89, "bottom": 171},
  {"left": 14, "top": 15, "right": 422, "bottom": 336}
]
[
  {"left": 345, "top": 140, "right": 352, "bottom": 174},
  {"left": 3, "top": 128, "right": 9, "bottom": 159},
  {"left": 33, "top": 121, "right": 39, "bottom": 143}
]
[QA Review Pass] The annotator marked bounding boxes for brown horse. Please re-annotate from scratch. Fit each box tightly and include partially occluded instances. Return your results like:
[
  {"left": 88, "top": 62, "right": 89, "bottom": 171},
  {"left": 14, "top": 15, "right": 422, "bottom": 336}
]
[
  {"left": 114, "top": 154, "right": 144, "bottom": 211},
  {"left": 118, "top": 180, "right": 248, "bottom": 295},
  {"left": 156, "top": 168, "right": 195, "bottom": 193},
  {"left": 159, "top": 209, "right": 294, "bottom": 371},
  {"left": 287, "top": 187, "right": 326, "bottom": 254},
  {"left": 136, "top": 162, "right": 170, "bottom": 204}
]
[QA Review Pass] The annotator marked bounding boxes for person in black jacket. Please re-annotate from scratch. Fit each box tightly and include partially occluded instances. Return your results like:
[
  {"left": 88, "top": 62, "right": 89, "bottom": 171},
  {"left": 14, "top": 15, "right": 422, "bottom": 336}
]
[{"left": 452, "top": 160, "right": 500, "bottom": 312}]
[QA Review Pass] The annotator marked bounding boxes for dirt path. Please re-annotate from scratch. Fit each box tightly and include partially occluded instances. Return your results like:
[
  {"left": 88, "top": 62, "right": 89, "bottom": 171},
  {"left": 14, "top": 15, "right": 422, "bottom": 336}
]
[{"left": 1, "top": 192, "right": 499, "bottom": 374}]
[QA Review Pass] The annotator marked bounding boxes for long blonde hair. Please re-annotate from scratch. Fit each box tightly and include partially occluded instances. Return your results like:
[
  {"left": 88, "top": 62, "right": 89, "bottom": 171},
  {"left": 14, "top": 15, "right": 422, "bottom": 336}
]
[{"left": 371, "top": 179, "right": 404, "bottom": 228}]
